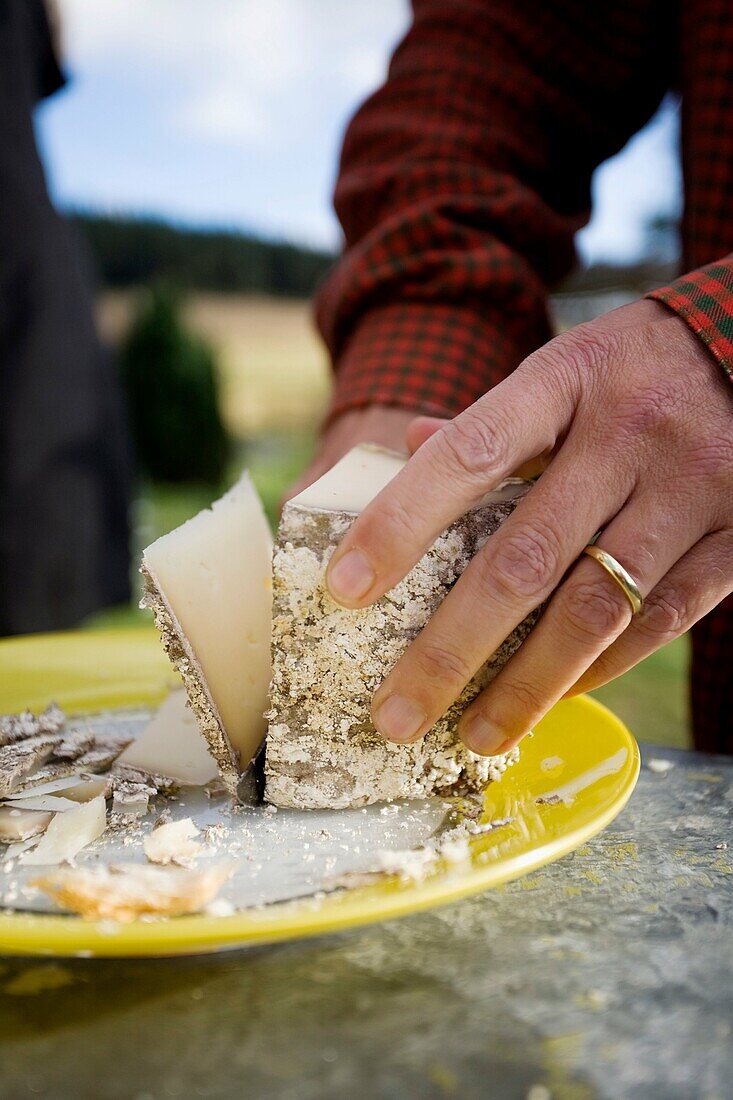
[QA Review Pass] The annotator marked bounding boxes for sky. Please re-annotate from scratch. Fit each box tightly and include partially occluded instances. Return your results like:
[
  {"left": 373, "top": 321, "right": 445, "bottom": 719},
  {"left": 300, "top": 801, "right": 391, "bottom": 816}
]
[{"left": 37, "top": 0, "right": 682, "bottom": 264}]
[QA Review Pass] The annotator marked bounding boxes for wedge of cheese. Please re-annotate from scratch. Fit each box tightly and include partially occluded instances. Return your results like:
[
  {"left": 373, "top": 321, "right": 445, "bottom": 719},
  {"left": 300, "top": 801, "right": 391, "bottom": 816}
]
[
  {"left": 265, "top": 445, "right": 539, "bottom": 809},
  {"left": 117, "top": 691, "right": 218, "bottom": 787},
  {"left": 141, "top": 473, "right": 273, "bottom": 794}
]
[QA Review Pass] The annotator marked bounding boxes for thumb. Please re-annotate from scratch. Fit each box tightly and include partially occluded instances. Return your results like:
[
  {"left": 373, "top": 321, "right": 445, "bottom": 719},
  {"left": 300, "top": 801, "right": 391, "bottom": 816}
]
[{"left": 406, "top": 416, "right": 450, "bottom": 453}]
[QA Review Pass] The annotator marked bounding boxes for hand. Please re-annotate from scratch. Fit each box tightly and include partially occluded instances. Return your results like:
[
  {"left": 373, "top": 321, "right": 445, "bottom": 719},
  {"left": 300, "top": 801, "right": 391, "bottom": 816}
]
[
  {"left": 325, "top": 300, "right": 733, "bottom": 756},
  {"left": 283, "top": 405, "right": 419, "bottom": 503}
]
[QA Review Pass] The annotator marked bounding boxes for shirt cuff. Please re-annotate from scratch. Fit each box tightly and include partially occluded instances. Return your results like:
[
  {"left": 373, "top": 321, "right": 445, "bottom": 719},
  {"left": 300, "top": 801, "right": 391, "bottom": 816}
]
[
  {"left": 646, "top": 258, "right": 733, "bottom": 385},
  {"left": 325, "top": 301, "right": 548, "bottom": 426}
]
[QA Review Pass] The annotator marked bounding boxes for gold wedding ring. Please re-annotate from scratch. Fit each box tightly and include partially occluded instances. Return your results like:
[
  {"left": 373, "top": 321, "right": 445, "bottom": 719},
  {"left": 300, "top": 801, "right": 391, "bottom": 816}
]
[{"left": 582, "top": 545, "right": 644, "bottom": 616}]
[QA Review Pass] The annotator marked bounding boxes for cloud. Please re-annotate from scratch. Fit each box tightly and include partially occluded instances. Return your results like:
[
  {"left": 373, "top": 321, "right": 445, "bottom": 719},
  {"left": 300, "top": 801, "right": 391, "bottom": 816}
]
[
  {"left": 56, "top": 0, "right": 408, "bottom": 151},
  {"left": 48, "top": 1, "right": 678, "bottom": 259}
]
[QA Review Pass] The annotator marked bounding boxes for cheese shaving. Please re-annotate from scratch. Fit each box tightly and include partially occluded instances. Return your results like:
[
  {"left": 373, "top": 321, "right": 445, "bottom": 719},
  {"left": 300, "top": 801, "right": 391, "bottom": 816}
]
[
  {"left": 21, "top": 796, "right": 107, "bottom": 865},
  {"left": 0, "top": 806, "right": 53, "bottom": 843}
]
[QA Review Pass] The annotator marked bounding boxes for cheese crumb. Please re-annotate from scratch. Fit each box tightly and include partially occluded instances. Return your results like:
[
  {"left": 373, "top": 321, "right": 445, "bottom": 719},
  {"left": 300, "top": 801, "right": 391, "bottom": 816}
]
[{"left": 143, "top": 818, "right": 202, "bottom": 866}]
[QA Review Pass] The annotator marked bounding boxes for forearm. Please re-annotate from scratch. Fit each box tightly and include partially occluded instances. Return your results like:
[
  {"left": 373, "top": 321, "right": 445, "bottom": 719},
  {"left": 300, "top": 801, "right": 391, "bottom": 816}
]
[{"left": 317, "top": 0, "right": 667, "bottom": 422}]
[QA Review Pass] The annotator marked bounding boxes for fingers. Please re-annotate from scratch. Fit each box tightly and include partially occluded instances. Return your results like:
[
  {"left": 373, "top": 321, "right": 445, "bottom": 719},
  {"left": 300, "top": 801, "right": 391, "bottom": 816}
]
[
  {"left": 568, "top": 527, "right": 733, "bottom": 695},
  {"left": 326, "top": 365, "right": 575, "bottom": 607},
  {"left": 406, "top": 417, "right": 448, "bottom": 453},
  {"left": 455, "top": 491, "right": 705, "bottom": 755},
  {"left": 406, "top": 416, "right": 552, "bottom": 479},
  {"left": 369, "top": 450, "right": 633, "bottom": 745}
]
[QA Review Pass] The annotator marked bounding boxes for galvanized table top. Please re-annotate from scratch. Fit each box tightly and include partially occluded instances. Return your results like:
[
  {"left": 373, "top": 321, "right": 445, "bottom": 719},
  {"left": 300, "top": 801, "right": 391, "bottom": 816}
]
[{"left": 1, "top": 744, "right": 731, "bottom": 1100}]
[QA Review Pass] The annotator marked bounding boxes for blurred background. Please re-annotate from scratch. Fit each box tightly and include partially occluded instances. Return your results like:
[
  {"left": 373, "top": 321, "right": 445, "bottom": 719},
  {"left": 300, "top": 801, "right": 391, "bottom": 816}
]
[{"left": 3, "top": 0, "right": 687, "bottom": 745}]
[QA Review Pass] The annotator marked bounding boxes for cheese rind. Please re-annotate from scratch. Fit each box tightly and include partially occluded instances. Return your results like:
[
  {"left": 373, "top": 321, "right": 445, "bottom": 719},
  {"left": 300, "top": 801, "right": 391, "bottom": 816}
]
[
  {"left": 0, "top": 736, "right": 60, "bottom": 798},
  {"left": 141, "top": 473, "right": 273, "bottom": 793},
  {"left": 33, "top": 862, "right": 234, "bottom": 922},
  {"left": 265, "top": 466, "right": 538, "bottom": 809}
]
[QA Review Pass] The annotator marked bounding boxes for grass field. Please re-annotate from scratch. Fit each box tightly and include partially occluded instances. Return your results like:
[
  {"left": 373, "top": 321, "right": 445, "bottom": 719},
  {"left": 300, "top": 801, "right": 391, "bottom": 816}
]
[
  {"left": 98, "top": 292, "right": 331, "bottom": 437},
  {"left": 90, "top": 292, "right": 691, "bottom": 750}
]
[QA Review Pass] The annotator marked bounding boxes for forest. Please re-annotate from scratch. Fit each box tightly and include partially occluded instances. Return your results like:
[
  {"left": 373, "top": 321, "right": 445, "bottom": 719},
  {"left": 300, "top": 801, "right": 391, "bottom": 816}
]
[{"left": 71, "top": 212, "right": 336, "bottom": 297}]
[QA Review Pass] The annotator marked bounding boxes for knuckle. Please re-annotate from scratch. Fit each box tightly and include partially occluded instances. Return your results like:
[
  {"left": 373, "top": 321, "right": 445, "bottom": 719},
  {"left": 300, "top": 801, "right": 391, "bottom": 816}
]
[
  {"left": 685, "top": 435, "right": 733, "bottom": 490},
  {"left": 561, "top": 580, "right": 631, "bottom": 644},
  {"left": 488, "top": 522, "right": 563, "bottom": 602},
  {"left": 612, "top": 386, "right": 682, "bottom": 441},
  {"left": 414, "top": 640, "right": 474, "bottom": 688},
  {"left": 371, "top": 494, "right": 423, "bottom": 547},
  {"left": 636, "top": 590, "right": 687, "bottom": 643},
  {"left": 518, "top": 325, "right": 613, "bottom": 408},
  {"left": 551, "top": 324, "right": 614, "bottom": 378},
  {"left": 433, "top": 412, "right": 508, "bottom": 484},
  {"left": 490, "top": 678, "right": 545, "bottom": 720}
]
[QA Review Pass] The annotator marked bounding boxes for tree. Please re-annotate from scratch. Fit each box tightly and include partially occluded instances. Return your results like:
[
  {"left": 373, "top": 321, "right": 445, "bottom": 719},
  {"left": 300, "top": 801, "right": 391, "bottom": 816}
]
[{"left": 121, "top": 286, "right": 230, "bottom": 486}]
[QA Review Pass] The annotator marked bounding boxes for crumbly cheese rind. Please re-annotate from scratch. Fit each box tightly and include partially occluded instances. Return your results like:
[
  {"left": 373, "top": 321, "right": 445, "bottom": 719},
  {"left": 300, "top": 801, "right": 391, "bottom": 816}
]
[
  {"left": 140, "top": 564, "right": 241, "bottom": 795},
  {"left": 0, "top": 736, "right": 61, "bottom": 798},
  {"left": 265, "top": 482, "right": 539, "bottom": 809},
  {"left": 33, "top": 862, "right": 234, "bottom": 922}
]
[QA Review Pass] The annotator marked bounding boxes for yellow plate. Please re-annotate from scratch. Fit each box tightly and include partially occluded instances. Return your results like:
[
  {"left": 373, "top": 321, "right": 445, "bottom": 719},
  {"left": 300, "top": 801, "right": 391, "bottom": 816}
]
[{"left": 0, "top": 629, "right": 639, "bottom": 957}]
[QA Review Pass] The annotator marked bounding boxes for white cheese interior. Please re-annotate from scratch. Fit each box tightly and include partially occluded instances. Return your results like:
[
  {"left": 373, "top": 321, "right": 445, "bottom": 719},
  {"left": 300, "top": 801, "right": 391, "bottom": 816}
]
[
  {"left": 22, "top": 796, "right": 107, "bottom": 865},
  {"left": 290, "top": 444, "right": 407, "bottom": 513},
  {"left": 291, "top": 443, "right": 530, "bottom": 515},
  {"left": 143, "top": 472, "right": 273, "bottom": 770},
  {"left": 143, "top": 818, "right": 201, "bottom": 865},
  {"left": 0, "top": 806, "right": 53, "bottom": 842},
  {"left": 118, "top": 691, "right": 218, "bottom": 786}
]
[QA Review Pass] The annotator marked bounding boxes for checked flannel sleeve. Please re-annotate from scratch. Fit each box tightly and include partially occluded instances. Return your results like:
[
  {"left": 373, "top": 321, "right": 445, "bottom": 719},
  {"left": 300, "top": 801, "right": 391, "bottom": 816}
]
[
  {"left": 316, "top": 0, "right": 671, "bottom": 423},
  {"left": 648, "top": 256, "right": 733, "bottom": 753},
  {"left": 647, "top": 258, "right": 733, "bottom": 385}
]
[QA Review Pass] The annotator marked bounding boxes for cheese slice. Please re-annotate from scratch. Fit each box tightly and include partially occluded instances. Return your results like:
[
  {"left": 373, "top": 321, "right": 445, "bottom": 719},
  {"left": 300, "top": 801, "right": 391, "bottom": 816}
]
[
  {"left": 5, "top": 774, "right": 89, "bottom": 799},
  {"left": 61, "top": 776, "right": 110, "bottom": 803},
  {"left": 117, "top": 691, "right": 218, "bottom": 787},
  {"left": 21, "top": 796, "right": 107, "bottom": 865},
  {"left": 141, "top": 473, "right": 273, "bottom": 793},
  {"left": 4, "top": 774, "right": 109, "bottom": 804},
  {"left": 4, "top": 794, "right": 81, "bottom": 812},
  {"left": 291, "top": 444, "right": 408, "bottom": 513},
  {"left": 0, "top": 805, "right": 53, "bottom": 842}
]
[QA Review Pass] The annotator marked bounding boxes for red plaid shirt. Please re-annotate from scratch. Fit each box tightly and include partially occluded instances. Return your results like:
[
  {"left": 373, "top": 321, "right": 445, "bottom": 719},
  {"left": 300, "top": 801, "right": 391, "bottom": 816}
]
[{"left": 315, "top": 0, "right": 733, "bottom": 751}]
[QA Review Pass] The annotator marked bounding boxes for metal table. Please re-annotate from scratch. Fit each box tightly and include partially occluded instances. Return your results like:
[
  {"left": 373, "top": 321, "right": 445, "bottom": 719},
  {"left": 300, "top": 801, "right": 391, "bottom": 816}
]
[{"left": 1, "top": 744, "right": 731, "bottom": 1100}]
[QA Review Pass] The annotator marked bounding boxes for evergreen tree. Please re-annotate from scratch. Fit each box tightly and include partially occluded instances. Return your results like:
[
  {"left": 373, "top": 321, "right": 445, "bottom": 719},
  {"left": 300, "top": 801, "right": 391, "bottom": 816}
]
[{"left": 121, "top": 286, "right": 230, "bottom": 486}]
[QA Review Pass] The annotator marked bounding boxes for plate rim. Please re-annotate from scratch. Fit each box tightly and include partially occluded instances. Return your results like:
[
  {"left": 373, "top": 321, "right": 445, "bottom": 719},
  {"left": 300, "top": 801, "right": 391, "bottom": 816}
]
[{"left": 0, "top": 630, "right": 640, "bottom": 957}]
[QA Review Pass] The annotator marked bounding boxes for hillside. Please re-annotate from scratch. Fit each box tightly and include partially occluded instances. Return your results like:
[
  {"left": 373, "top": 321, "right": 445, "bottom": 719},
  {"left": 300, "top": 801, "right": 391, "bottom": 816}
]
[{"left": 71, "top": 212, "right": 336, "bottom": 297}]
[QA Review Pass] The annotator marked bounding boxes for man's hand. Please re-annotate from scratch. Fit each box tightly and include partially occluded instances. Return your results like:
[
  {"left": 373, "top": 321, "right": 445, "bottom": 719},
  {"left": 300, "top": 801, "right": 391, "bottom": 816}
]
[
  {"left": 283, "top": 406, "right": 419, "bottom": 503},
  {"left": 324, "top": 301, "right": 733, "bottom": 756}
]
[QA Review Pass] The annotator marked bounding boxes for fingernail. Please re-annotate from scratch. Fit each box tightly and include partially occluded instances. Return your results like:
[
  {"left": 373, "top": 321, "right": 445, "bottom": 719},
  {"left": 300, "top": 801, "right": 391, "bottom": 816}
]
[
  {"left": 327, "top": 549, "right": 376, "bottom": 604},
  {"left": 462, "top": 714, "right": 506, "bottom": 755},
  {"left": 373, "top": 694, "right": 427, "bottom": 743}
]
